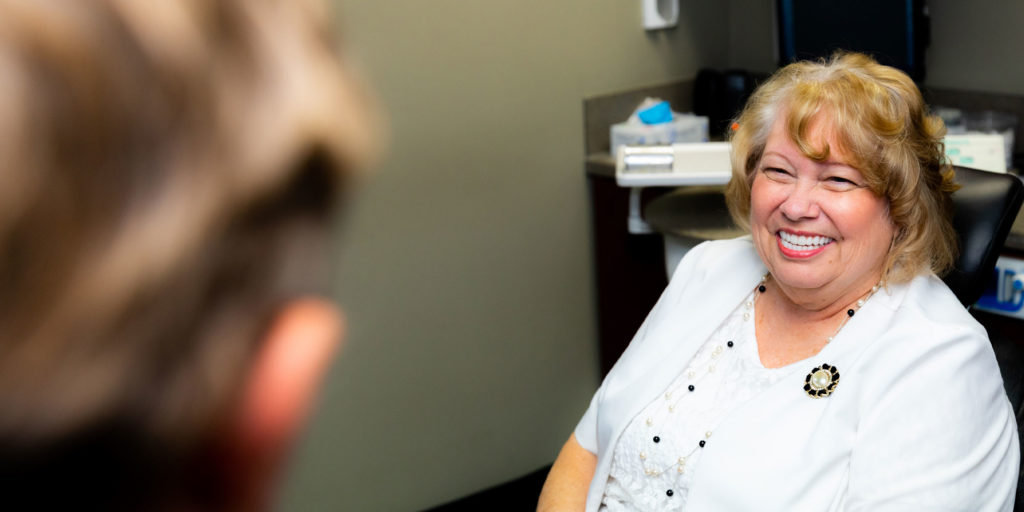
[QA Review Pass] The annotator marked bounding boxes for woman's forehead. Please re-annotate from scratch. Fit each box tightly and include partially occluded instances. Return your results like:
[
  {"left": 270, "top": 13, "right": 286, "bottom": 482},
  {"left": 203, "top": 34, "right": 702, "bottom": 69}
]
[{"left": 767, "top": 112, "right": 855, "bottom": 166}]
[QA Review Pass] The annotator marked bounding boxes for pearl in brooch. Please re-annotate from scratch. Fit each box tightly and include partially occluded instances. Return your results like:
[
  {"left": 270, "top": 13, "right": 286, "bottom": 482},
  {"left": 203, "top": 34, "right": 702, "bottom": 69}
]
[
  {"left": 804, "top": 363, "right": 840, "bottom": 398},
  {"left": 798, "top": 280, "right": 879, "bottom": 398}
]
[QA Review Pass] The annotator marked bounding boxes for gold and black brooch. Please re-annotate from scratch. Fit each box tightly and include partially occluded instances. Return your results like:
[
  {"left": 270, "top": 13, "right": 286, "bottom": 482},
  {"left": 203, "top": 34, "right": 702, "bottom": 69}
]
[{"left": 804, "top": 363, "right": 839, "bottom": 398}]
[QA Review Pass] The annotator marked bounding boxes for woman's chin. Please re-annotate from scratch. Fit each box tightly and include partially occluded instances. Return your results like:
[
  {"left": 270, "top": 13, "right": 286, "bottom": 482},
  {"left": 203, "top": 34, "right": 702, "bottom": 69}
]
[
  {"left": 765, "top": 263, "right": 840, "bottom": 294},
  {"left": 772, "top": 273, "right": 830, "bottom": 294}
]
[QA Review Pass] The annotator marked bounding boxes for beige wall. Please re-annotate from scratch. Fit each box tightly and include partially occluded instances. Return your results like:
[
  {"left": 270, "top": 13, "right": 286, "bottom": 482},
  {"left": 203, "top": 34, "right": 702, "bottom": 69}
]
[{"left": 280, "top": 2, "right": 728, "bottom": 510}]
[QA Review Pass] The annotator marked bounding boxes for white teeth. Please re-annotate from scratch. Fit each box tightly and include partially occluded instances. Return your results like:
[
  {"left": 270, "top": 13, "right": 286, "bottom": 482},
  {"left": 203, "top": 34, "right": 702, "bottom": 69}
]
[{"left": 779, "top": 231, "right": 833, "bottom": 250}]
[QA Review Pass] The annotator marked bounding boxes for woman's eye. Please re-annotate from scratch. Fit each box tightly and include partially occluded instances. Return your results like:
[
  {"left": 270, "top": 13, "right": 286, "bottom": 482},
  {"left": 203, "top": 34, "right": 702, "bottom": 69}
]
[
  {"left": 824, "top": 176, "right": 860, "bottom": 190},
  {"left": 763, "top": 167, "right": 792, "bottom": 179}
]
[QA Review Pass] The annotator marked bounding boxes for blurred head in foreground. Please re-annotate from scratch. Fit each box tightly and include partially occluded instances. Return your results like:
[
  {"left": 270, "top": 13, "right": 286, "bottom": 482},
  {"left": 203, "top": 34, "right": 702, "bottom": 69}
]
[{"left": 0, "top": 0, "right": 377, "bottom": 509}]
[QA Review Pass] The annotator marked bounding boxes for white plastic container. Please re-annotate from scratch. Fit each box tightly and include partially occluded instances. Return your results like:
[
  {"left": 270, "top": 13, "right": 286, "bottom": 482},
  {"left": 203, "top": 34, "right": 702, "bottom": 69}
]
[
  {"left": 964, "top": 110, "right": 1017, "bottom": 170},
  {"left": 610, "top": 113, "right": 709, "bottom": 156}
]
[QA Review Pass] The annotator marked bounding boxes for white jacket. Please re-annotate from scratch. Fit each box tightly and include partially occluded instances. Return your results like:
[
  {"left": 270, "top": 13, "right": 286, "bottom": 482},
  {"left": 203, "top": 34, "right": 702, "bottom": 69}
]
[{"left": 575, "top": 237, "right": 1019, "bottom": 511}]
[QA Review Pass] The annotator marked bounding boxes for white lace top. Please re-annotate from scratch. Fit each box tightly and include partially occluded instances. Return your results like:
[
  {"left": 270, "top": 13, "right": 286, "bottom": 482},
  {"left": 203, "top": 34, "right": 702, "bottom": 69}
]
[{"left": 599, "top": 289, "right": 800, "bottom": 511}]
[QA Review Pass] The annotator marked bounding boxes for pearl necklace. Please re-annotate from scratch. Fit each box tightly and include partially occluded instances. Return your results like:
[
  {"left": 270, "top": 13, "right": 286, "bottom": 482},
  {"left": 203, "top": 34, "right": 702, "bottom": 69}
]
[
  {"left": 635, "top": 280, "right": 761, "bottom": 489},
  {"left": 755, "top": 273, "right": 881, "bottom": 344},
  {"left": 637, "top": 274, "right": 881, "bottom": 494}
]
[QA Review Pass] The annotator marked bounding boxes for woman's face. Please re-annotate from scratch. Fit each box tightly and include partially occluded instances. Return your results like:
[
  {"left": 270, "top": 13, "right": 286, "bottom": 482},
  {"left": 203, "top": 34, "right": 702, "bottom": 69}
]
[{"left": 750, "top": 115, "right": 895, "bottom": 304}]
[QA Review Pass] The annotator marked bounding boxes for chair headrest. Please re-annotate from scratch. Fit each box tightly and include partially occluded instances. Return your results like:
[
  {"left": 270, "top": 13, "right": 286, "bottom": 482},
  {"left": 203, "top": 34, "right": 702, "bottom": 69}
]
[{"left": 943, "top": 166, "right": 1024, "bottom": 306}]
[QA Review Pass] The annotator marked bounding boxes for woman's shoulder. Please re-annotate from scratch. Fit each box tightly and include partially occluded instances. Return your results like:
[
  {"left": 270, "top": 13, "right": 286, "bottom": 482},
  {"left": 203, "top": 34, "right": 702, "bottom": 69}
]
[
  {"left": 662, "top": 236, "right": 764, "bottom": 306},
  {"left": 853, "top": 273, "right": 1002, "bottom": 411},
  {"left": 689, "top": 235, "right": 756, "bottom": 260},
  {"left": 889, "top": 273, "right": 987, "bottom": 341},
  {"left": 671, "top": 236, "right": 760, "bottom": 280},
  {"left": 842, "top": 273, "right": 1017, "bottom": 510}
]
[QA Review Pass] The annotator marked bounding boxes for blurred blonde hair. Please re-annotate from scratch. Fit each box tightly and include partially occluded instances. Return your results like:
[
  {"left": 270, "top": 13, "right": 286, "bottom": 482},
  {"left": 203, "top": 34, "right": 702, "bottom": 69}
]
[
  {"left": 725, "top": 52, "right": 957, "bottom": 284},
  {"left": 0, "top": 0, "right": 376, "bottom": 507}
]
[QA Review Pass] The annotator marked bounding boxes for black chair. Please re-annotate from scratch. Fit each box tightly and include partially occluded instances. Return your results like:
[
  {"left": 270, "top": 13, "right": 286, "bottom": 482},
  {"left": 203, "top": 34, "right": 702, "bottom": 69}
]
[{"left": 943, "top": 166, "right": 1024, "bottom": 306}]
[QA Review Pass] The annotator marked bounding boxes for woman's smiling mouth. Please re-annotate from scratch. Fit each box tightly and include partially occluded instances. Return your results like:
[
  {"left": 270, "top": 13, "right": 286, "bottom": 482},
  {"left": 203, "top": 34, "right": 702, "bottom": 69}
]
[{"left": 777, "top": 230, "right": 834, "bottom": 257}]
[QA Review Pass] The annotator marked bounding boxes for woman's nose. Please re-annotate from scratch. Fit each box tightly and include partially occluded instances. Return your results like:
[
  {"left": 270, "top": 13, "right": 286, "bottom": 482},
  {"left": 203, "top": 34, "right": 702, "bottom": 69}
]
[{"left": 779, "top": 182, "right": 821, "bottom": 221}]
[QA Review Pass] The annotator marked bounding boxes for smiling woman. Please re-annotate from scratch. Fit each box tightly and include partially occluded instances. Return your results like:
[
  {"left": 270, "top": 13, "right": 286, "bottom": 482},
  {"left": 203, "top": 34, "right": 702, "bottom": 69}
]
[
  {"left": 748, "top": 114, "right": 895, "bottom": 311},
  {"left": 539, "top": 52, "right": 1018, "bottom": 511},
  {"left": 727, "top": 52, "right": 959, "bottom": 287}
]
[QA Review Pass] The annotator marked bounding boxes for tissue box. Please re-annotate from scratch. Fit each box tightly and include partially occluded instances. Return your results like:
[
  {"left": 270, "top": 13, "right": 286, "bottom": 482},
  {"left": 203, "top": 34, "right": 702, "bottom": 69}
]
[{"left": 611, "top": 114, "right": 709, "bottom": 156}]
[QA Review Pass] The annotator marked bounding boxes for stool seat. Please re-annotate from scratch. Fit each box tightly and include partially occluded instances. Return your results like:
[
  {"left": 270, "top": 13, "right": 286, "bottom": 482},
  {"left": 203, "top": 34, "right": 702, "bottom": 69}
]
[
  {"left": 643, "top": 186, "right": 745, "bottom": 242},
  {"left": 644, "top": 186, "right": 745, "bottom": 277}
]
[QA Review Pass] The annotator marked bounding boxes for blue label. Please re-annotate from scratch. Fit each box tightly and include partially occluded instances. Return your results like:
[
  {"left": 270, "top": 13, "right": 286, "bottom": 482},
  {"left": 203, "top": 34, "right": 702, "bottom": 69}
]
[{"left": 977, "top": 267, "right": 1024, "bottom": 312}]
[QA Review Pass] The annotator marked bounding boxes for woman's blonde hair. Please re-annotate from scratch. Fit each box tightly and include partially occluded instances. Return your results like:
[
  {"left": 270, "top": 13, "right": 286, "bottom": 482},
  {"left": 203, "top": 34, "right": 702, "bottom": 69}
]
[
  {"left": 725, "top": 52, "right": 958, "bottom": 284},
  {"left": 0, "top": 0, "right": 376, "bottom": 508}
]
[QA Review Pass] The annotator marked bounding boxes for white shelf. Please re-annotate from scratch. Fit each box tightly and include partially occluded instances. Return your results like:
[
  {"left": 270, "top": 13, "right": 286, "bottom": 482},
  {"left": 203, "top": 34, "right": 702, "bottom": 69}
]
[{"left": 615, "top": 142, "right": 732, "bottom": 187}]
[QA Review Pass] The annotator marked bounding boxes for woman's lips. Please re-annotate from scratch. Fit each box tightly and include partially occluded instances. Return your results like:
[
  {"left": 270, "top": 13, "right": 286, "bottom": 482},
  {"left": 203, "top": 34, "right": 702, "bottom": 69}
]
[{"left": 776, "top": 231, "right": 834, "bottom": 258}]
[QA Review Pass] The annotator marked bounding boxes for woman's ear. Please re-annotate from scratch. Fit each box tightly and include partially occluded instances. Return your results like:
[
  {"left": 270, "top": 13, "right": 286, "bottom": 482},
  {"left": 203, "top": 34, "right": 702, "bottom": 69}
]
[{"left": 219, "top": 297, "right": 345, "bottom": 511}]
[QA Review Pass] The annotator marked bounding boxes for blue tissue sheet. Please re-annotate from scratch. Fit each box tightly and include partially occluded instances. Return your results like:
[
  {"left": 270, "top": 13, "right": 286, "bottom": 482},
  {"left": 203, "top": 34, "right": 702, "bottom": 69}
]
[{"left": 638, "top": 101, "right": 673, "bottom": 124}]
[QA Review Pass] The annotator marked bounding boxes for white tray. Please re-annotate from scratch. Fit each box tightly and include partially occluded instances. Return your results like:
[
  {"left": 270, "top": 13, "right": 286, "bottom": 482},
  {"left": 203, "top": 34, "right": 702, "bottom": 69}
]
[{"left": 615, "top": 142, "right": 732, "bottom": 187}]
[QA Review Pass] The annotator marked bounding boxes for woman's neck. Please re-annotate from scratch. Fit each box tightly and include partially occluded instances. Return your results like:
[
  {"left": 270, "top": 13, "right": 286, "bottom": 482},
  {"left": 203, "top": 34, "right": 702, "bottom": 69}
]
[
  {"left": 765, "top": 273, "right": 882, "bottom": 322},
  {"left": 754, "top": 274, "right": 882, "bottom": 368}
]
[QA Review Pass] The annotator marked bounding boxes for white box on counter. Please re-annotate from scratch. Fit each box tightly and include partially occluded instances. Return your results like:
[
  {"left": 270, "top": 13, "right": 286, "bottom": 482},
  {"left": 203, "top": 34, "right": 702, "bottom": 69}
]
[{"left": 610, "top": 114, "right": 709, "bottom": 157}]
